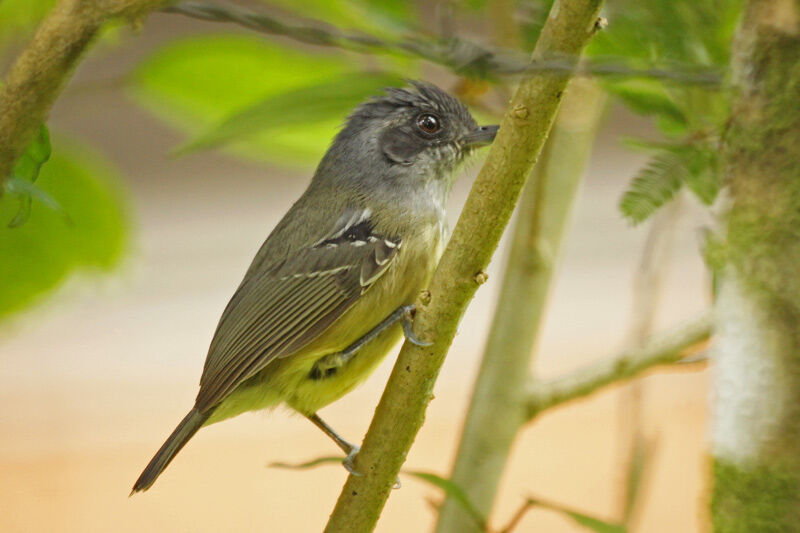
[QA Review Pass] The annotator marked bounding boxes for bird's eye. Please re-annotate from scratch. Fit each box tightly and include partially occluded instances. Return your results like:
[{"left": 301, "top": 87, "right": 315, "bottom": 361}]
[{"left": 416, "top": 114, "right": 441, "bottom": 134}]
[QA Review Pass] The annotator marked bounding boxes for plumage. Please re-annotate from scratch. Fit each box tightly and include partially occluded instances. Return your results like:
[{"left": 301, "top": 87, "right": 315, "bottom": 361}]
[{"left": 132, "top": 81, "right": 497, "bottom": 493}]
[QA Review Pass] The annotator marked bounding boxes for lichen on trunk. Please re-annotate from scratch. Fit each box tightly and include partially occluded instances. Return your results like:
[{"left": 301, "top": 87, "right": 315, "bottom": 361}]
[{"left": 712, "top": 0, "right": 800, "bottom": 528}]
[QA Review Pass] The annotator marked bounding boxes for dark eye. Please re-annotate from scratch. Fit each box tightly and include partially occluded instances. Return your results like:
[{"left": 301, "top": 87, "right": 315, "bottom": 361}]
[{"left": 416, "top": 113, "right": 441, "bottom": 134}]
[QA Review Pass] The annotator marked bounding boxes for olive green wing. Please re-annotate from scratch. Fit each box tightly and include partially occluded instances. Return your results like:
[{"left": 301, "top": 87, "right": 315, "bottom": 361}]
[{"left": 194, "top": 232, "right": 401, "bottom": 413}]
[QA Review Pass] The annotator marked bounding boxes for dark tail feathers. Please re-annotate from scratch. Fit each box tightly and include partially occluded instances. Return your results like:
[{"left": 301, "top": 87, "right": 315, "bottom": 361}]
[{"left": 131, "top": 408, "right": 209, "bottom": 494}]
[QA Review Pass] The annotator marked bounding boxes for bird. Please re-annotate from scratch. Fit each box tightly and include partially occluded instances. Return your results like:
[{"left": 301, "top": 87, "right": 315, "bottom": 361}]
[{"left": 132, "top": 80, "right": 498, "bottom": 493}]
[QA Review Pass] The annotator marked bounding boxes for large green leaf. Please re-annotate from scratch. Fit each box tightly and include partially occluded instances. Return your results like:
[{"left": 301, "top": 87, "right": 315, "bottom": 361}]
[
  {"left": 183, "top": 72, "right": 404, "bottom": 152},
  {"left": 131, "top": 36, "right": 404, "bottom": 165},
  {"left": 0, "top": 142, "right": 128, "bottom": 319}
]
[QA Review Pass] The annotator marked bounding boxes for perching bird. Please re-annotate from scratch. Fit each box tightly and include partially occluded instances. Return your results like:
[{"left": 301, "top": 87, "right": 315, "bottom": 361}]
[{"left": 132, "top": 81, "right": 498, "bottom": 493}]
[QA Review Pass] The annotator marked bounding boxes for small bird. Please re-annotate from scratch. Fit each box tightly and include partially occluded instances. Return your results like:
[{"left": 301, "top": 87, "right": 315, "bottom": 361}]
[{"left": 132, "top": 81, "right": 498, "bottom": 493}]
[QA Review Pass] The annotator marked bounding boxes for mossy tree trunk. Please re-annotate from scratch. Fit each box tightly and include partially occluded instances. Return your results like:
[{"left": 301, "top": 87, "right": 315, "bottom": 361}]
[{"left": 711, "top": 0, "right": 800, "bottom": 529}]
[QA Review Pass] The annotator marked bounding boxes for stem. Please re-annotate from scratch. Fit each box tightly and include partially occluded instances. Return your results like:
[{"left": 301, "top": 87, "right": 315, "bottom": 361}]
[
  {"left": 530, "top": 313, "right": 712, "bottom": 414},
  {"left": 323, "top": 1, "right": 604, "bottom": 531},
  {"left": 434, "top": 79, "right": 606, "bottom": 533},
  {"left": 616, "top": 198, "right": 681, "bottom": 526},
  {"left": 161, "top": 2, "right": 722, "bottom": 86},
  {"left": 711, "top": 0, "right": 800, "bottom": 528},
  {"left": 0, "top": 0, "right": 168, "bottom": 187}
]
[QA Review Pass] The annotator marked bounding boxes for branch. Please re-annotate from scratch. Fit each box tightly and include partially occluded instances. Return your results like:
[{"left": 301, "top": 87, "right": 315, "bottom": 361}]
[
  {"left": 436, "top": 79, "right": 607, "bottom": 533},
  {"left": 323, "top": 1, "right": 605, "bottom": 531},
  {"left": 161, "top": 1, "right": 723, "bottom": 86},
  {"left": 528, "top": 312, "right": 713, "bottom": 418},
  {"left": 0, "top": 0, "right": 169, "bottom": 187}
]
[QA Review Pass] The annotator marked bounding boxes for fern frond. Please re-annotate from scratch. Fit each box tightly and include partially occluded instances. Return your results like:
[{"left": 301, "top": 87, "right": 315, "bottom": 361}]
[{"left": 619, "top": 150, "right": 688, "bottom": 224}]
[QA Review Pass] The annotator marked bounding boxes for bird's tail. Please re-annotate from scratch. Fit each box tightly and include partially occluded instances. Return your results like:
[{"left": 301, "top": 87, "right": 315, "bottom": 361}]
[{"left": 131, "top": 408, "right": 209, "bottom": 494}]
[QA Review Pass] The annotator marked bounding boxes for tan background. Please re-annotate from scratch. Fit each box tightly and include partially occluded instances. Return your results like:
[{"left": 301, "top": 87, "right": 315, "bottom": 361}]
[{"left": 0, "top": 13, "right": 711, "bottom": 533}]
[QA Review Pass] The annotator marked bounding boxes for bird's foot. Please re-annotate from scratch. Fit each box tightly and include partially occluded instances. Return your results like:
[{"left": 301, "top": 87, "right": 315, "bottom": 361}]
[
  {"left": 401, "top": 305, "right": 432, "bottom": 347},
  {"left": 342, "top": 445, "right": 362, "bottom": 476},
  {"left": 342, "top": 445, "right": 401, "bottom": 489}
]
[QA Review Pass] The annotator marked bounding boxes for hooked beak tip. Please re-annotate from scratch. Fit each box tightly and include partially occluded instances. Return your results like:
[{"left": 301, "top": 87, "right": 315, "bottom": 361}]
[{"left": 464, "top": 125, "right": 499, "bottom": 148}]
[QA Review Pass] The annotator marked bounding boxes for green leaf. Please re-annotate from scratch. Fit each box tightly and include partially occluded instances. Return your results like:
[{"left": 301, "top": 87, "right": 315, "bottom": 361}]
[
  {"left": 183, "top": 72, "right": 404, "bottom": 152},
  {"left": 260, "top": 0, "right": 416, "bottom": 33},
  {"left": 131, "top": 36, "right": 407, "bottom": 165},
  {"left": 605, "top": 79, "right": 687, "bottom": 129},
  {"left": 619, "top": 150, "right": 686, "bottom": 224},
  {"left": 530, "top": 498, "right": 627, "bottom": 533},
  {"left": 620, "top": 141, "right": 719, "bottom": 223},
  {"left": 6, "top": 124, "right": 52, "bottom": 227},
  {"left": 404, "top": 470, "right": 488, "bottom": 531},
  {"left": 0, "top": 140, "right": 128, "bottom": 320}
]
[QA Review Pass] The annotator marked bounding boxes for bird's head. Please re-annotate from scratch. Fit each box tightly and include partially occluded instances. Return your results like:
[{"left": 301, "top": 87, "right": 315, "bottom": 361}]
[{"left": 315, "top": 81, "right": 498, "bottom": 196}]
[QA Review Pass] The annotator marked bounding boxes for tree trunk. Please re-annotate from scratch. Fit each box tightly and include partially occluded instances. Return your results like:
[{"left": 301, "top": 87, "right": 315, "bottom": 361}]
[{"left": 711, "top": 0, "right": 800, "bottom": 529}]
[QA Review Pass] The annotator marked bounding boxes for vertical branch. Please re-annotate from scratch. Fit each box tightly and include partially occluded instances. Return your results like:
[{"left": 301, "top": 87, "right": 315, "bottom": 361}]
[
  {"left": 616, "top": 198, "right": 681, "bottom": 526},
  {"left": 711, "top": 0, "right": 800, "bottom": 529},
  {"left": 324, "top": 1, "right": 605, "bottom": 531},
  {"left": 435, "top": 79, "right": 606, "bottom": 533}
]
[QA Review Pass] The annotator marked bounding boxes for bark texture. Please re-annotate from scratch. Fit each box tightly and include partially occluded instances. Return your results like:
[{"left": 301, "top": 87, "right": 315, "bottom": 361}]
[{"left": 711, "top": 0, "right": 800, "bottom": 529}]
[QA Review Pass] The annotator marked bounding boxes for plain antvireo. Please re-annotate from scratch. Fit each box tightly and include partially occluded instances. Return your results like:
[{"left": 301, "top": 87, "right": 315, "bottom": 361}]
[{"left": 132, "top": 81, "right": 498, "bottom": 493}]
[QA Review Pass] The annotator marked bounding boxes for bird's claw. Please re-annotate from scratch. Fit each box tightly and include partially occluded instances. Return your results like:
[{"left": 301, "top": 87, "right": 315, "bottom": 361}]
[
  {"left": 342, "top": 445, "right": 401, "bottom": 488},
  {"left": 343, "top": 446, "right": 363, "bottom": 477},
  {"left": 402, "top": 306, "right": 432, "bottom": 347}
]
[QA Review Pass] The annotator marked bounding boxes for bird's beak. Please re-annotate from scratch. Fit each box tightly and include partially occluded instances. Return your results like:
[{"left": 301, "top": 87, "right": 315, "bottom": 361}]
[{"left": 462, "top": 125, "right": 499, "bottom": 148}]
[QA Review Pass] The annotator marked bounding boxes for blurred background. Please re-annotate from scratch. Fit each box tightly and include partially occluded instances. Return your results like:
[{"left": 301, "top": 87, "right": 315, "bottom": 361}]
[{"left": 0, "top": 0, "right": 727, "bottom": 531}]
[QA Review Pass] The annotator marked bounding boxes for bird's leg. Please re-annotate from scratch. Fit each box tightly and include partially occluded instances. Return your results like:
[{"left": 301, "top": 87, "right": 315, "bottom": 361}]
[
  {"left": 306, "top": 413, "right": 362, "bottom": 476},
  {"left": 305, "top": 413, "right": 402, "bottom": 488},
  {"left": 311, "top": 304, "right": 431, "bottom": 379}
]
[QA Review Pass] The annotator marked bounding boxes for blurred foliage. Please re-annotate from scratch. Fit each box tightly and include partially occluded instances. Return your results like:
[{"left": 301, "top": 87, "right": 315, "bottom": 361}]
[
  {"left": 4, "top": 124, "right": 53, "bottom": 227},
  {"left": 0, "top": 141, "right": 129, "bottom": 320},
  {"left": 0, "top": 0, "right": 55, "bottom": 48},
  {"left": 181, "top": 72, "right": 404, "bottom": 153},
  {"left": 132, "top": 35, "right": 409, "bottom": 164},
  {"left": 262, "top": 0, "right": 416, "bottom": 33},
  {"left": 0, "top": 0, "right": 130, "bottom": 321},
  {"left": 584, "top": 0, "right": 740, "bottom": 223},
  {"left": 526, "top": 498, "right": 627, "bottom": 533},
  {"left": 619, "top": 139, "right": 719, "bottom": 224}
]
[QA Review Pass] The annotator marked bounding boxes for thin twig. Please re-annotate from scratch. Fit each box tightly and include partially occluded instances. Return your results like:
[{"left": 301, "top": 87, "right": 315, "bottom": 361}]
[
  {"left": 528, "top": 312, "right": 713, "bottom": 418},
  {"left": 497, "top": 498, "right": 537, "bottom": 533},
  {"left": 161, "top": 1, "right": 723, "bottom": 86},
  {"left": 617, "top": 197, "right": 682, "bottom": 526}
]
